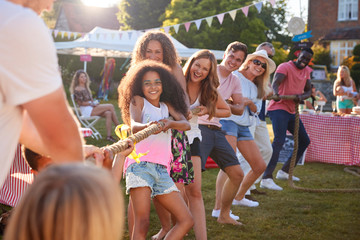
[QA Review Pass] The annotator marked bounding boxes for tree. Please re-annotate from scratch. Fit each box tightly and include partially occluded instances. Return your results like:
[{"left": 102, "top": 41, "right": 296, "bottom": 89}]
[
  {"left": 161, "top": 0, "right": 290, "bottom": 52},
  {"left": 117, "top": 0, "right": 171, "bottom": 30}
]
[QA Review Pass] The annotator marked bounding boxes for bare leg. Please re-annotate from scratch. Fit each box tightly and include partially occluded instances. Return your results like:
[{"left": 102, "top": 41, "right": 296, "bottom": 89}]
[
  {"left": 235, "top": 140, "right": 266, "bottom": 201},
  {"left": 155, "top": 191, "right": 193, "bottom": 240},
  {"left": 213, "top": 169, "right": 228, "bottom": 210},
  {"left": 128, "top": 198, "right": 134, "bottom": 240},
  {"left": 151, "top": 182, "right": 186, "bottom": 240},
  {"left": 152, "top": 199, "right": 172, "bottom": 240},
  {"left": 184, "top": 156, "right": 207, "bottom": 240},
  {"left": 218, "top": 165, "right": 244, "bottom": 225},
  {"left": 130, "top": 187, "right": 152, "bottom": 240},
  {"left": 91, "top": 104, "right": 120, "bottom": 136}
]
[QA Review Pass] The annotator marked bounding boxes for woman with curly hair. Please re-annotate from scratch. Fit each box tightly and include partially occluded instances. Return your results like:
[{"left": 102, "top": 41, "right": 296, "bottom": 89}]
[
  {"left": 70, "top": 70, "right": 120, "bottom": 142},
  {"left": 127, "top": 30, "right": 193, "bottom": 240},
  {"left": 118, "top": 60, "right": 193, "bottom": 240},
  {"left": 333, "top": 65, "right": 358, "bottom": 114}
]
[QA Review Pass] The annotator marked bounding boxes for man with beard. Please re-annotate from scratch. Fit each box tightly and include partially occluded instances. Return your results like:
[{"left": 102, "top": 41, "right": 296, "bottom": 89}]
[{"left": 260, "top": 48, "right": 313, "bottom": 191}]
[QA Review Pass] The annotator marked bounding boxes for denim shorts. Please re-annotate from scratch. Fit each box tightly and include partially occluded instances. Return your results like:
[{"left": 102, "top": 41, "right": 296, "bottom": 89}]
[
  {"left": 220, "top": 120, "right": 254, "bottom": 141},
  {"left": 125, "top": 161, "right": 179, "bottom": 198}
]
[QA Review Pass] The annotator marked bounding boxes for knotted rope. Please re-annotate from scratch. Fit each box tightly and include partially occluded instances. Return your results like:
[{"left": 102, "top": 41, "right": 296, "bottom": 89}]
[
  {"left": 268, "top": 95, "right": 360, "bottom": 193},
  {"left": 103, "top": 108, "right": 201, "bottom": 155}
]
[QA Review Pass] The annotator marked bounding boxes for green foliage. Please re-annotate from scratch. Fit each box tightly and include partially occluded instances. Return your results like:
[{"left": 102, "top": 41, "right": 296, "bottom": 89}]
[
  {"left": 353, "top": 44, "right": 360, "bottom": 56},
  {"left": 271, "top": 41, "right": 289, "bottom": 67},
  {"left": 350, "top": 44, "right": 360, "bottom": 88},
  {"left": 117, "top": 0, "right": 171, "bottom": 30},
  {"left": 161, "top": 0, "right": 290, "bottom": 51},
  {"left": 312, "top": 43, "right": 332, "bottom": 72}
]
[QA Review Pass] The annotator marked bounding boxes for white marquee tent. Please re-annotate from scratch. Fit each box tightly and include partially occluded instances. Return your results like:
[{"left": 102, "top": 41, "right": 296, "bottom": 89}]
[{"left": 55, "top": 27, "right": 224, "bottom": 62}]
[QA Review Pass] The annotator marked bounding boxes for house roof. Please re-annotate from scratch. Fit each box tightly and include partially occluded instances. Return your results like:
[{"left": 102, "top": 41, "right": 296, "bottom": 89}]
[
  {"left": 321, "top": 27, "right": 360, "bottom": 41},
  {"left": 55, "top": 2, "right": 120, "bottom": 32}
]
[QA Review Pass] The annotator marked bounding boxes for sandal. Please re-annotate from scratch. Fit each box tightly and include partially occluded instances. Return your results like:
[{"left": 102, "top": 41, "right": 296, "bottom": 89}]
[{"left": 106, "top": 136, "right": 117, "bottom": 142}]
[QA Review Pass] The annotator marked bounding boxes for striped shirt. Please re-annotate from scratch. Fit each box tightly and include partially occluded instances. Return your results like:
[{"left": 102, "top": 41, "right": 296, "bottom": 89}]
[{"left": 0, "top": 145, "right": 33, "bottom": 207}]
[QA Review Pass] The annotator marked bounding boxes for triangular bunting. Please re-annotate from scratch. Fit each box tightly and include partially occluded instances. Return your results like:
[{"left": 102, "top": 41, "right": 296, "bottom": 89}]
[
  {"left": 216, "top": 13, "right": 225, "bottom": 24},
  {"left": 54, "top": 30, "right": 59, "bottom": 38},
  {"left": 96, "top": 33, "right": 100, "bottom": 40},
  {"left": 119, "top": 32, "right": 123, "bottom": 40},
  {"left": 173, "top": 24, "right": 180, "bottom": 34},
  {"left": 241, "top": 6, "right": 249, "bottom": 17},
  {"left": 269, "top": 0, "right": 276, "bottom": 7},
  {"left": 61, "top": 31, "right": 65, "bottom": 39},
  {"left": 111, "top": 33, "right": 115, "bottom": 39},
  {"left": 184, "top": 22, "right": 191, "bottom": 32},
  {"left": 194, "top": 19, "right": 202, "bottom": 30},
  {"left": 205, "top": 17, "right": 213, "bottom": 27},
  {"left": 163, "top": 26, "right": 170, "bottom": 33},
  {"left": 67, "top": 32, "right": 72, "bottom": 40},
  {"left": 229, "top": 10, "right": 237, "bottom": 21},
  {"left": 128, "top": 32, "right": 133, "bottom": 39},
  {"left": 255, "top": 2, "right": 263, "bottom": 13}
]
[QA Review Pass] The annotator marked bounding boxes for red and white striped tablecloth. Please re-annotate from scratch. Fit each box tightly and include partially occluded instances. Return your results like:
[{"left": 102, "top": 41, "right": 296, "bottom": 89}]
[
  {"left": 0, "top": 145, "right": 33, "bottom": 207},
  {"left": 300, "top": 114, "right": 360, "bottom": 166},
  {"left": 0, "top": 128, "right": 93, "bottom": 207},
  {"left": 80, "top": 128, "right": 93, "bottom": 137}
]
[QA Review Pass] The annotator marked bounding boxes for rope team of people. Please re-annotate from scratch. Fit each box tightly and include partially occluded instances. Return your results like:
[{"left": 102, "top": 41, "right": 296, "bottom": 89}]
[{"left": 1, "top": 1, "right": 360, "bottom": 240}]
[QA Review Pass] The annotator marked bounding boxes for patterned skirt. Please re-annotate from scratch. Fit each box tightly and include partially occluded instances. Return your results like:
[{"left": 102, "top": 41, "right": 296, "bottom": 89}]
[{"left": 170, "top": 129, "right": 194, "bottom": 184}]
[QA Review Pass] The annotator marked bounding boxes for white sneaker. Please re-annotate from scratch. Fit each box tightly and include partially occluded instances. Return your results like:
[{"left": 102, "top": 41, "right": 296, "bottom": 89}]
[
  {"left": 276, "top": 169, "right": 300, "bottom": 181},
  {"left": 260, "top": 178, "right": 283, "bottom": 191},
  {"left": 232, "top": 198, "right": 259, "bottom": 207},
  {"left": 211, "top": 209, "right": 239, "bottom": 220}
]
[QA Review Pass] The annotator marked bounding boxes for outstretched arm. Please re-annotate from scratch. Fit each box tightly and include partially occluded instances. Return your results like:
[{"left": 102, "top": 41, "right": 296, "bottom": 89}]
[{"left": 20, "top": 88, "right": 84, "bottom": 163}]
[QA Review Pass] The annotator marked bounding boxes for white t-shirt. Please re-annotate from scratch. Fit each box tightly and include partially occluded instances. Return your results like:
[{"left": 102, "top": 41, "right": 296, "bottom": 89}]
[
  {"left": 223, "top": 72, "right": 262, "bottom": 127},
  {"left": 0, "top": 1, "right": 62, "bottom": 187}
]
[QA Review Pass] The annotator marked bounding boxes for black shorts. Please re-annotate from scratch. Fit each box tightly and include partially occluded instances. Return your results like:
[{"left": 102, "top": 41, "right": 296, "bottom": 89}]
[
  {"left": 190, "top": 137, "right": 201, "bottom": 157},
  {"left": 198, "top": 125, "right": 239, "bottom": 171}
]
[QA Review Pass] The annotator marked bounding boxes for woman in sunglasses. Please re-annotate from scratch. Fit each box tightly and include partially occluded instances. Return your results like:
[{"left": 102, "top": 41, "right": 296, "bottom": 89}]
[{"left": 219, "top": 50, "right": 276, "bottom": 207}]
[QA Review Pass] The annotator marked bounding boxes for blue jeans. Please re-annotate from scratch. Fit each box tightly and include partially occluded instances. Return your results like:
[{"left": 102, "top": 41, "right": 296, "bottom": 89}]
[{"left": 263, "top": 110, "right": 310, "bottom": 179}]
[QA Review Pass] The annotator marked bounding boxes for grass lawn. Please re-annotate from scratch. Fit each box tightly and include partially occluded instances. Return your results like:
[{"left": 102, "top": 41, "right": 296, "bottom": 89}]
[{"left": 82, "top": 99, "right": 360, "bottom": 240}]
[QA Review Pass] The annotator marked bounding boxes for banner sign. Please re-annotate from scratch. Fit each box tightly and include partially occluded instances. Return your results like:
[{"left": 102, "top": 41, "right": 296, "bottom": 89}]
[
  {"left": 294, "top": 42, "right": 313, "bottom": 49},
  {"left": 292, "top": 31, "right": 313, "bottom": 42},
  {"left": 80, "top": 54, "right": 92, "bottom": 62}
]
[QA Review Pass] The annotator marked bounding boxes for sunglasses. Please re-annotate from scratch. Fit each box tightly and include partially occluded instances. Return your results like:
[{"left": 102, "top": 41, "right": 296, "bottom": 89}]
[{"left": 252, "top": 59, "right": 267, "bottom": 69}]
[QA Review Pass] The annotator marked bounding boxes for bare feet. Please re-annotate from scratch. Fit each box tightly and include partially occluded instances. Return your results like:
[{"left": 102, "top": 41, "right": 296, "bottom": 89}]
[
  {"left": 217, "top": 215, "right": 244, "bottom": 226},
  {"left": 151, "top": 228, "right": 169, "bottom": 240}
]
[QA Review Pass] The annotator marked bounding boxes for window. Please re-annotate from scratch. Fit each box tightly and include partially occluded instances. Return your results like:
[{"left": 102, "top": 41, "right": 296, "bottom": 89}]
[
  {"left": 338, "top": 0, "right": 358, "bottom": 21},
  {"left": 330, "top": 40, "right": 360, "bottom": 68}
]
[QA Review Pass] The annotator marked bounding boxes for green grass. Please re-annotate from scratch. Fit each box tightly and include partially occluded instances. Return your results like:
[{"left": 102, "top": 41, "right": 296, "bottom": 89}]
[{"left": 80, "top": 99, "right": 360, "bottom": 240}]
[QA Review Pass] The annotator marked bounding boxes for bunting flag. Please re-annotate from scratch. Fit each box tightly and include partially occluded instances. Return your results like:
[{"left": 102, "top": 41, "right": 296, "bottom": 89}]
[
  {"left": 184, "top": 22, "right": 191, "bottom": 32},
  {"left": 255, "top": 2, "right": 263, "bottom": 13},
  {"left": 205, "top": 17, "right": 213, "bottom": 27},
  {"left": 50, "top": 0, "right": 276, "bottom": 39},
  {"left": 241, "top": 6, "right": 249, "bottom": 17},
  {"left": 173, "top": 24, "right": 180, "bottom": 34},
  {"left": 163, "top": 26, "right": 170, "bottom": 33},
  {"left": 216, "top": 13, "right": 225, "bottom": 24},
  {"left": 194, "top": 19, "right": 202, "bottom": 30},
  {"left": 229, "top": 10, "right": 237, "bottom": 21}
]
